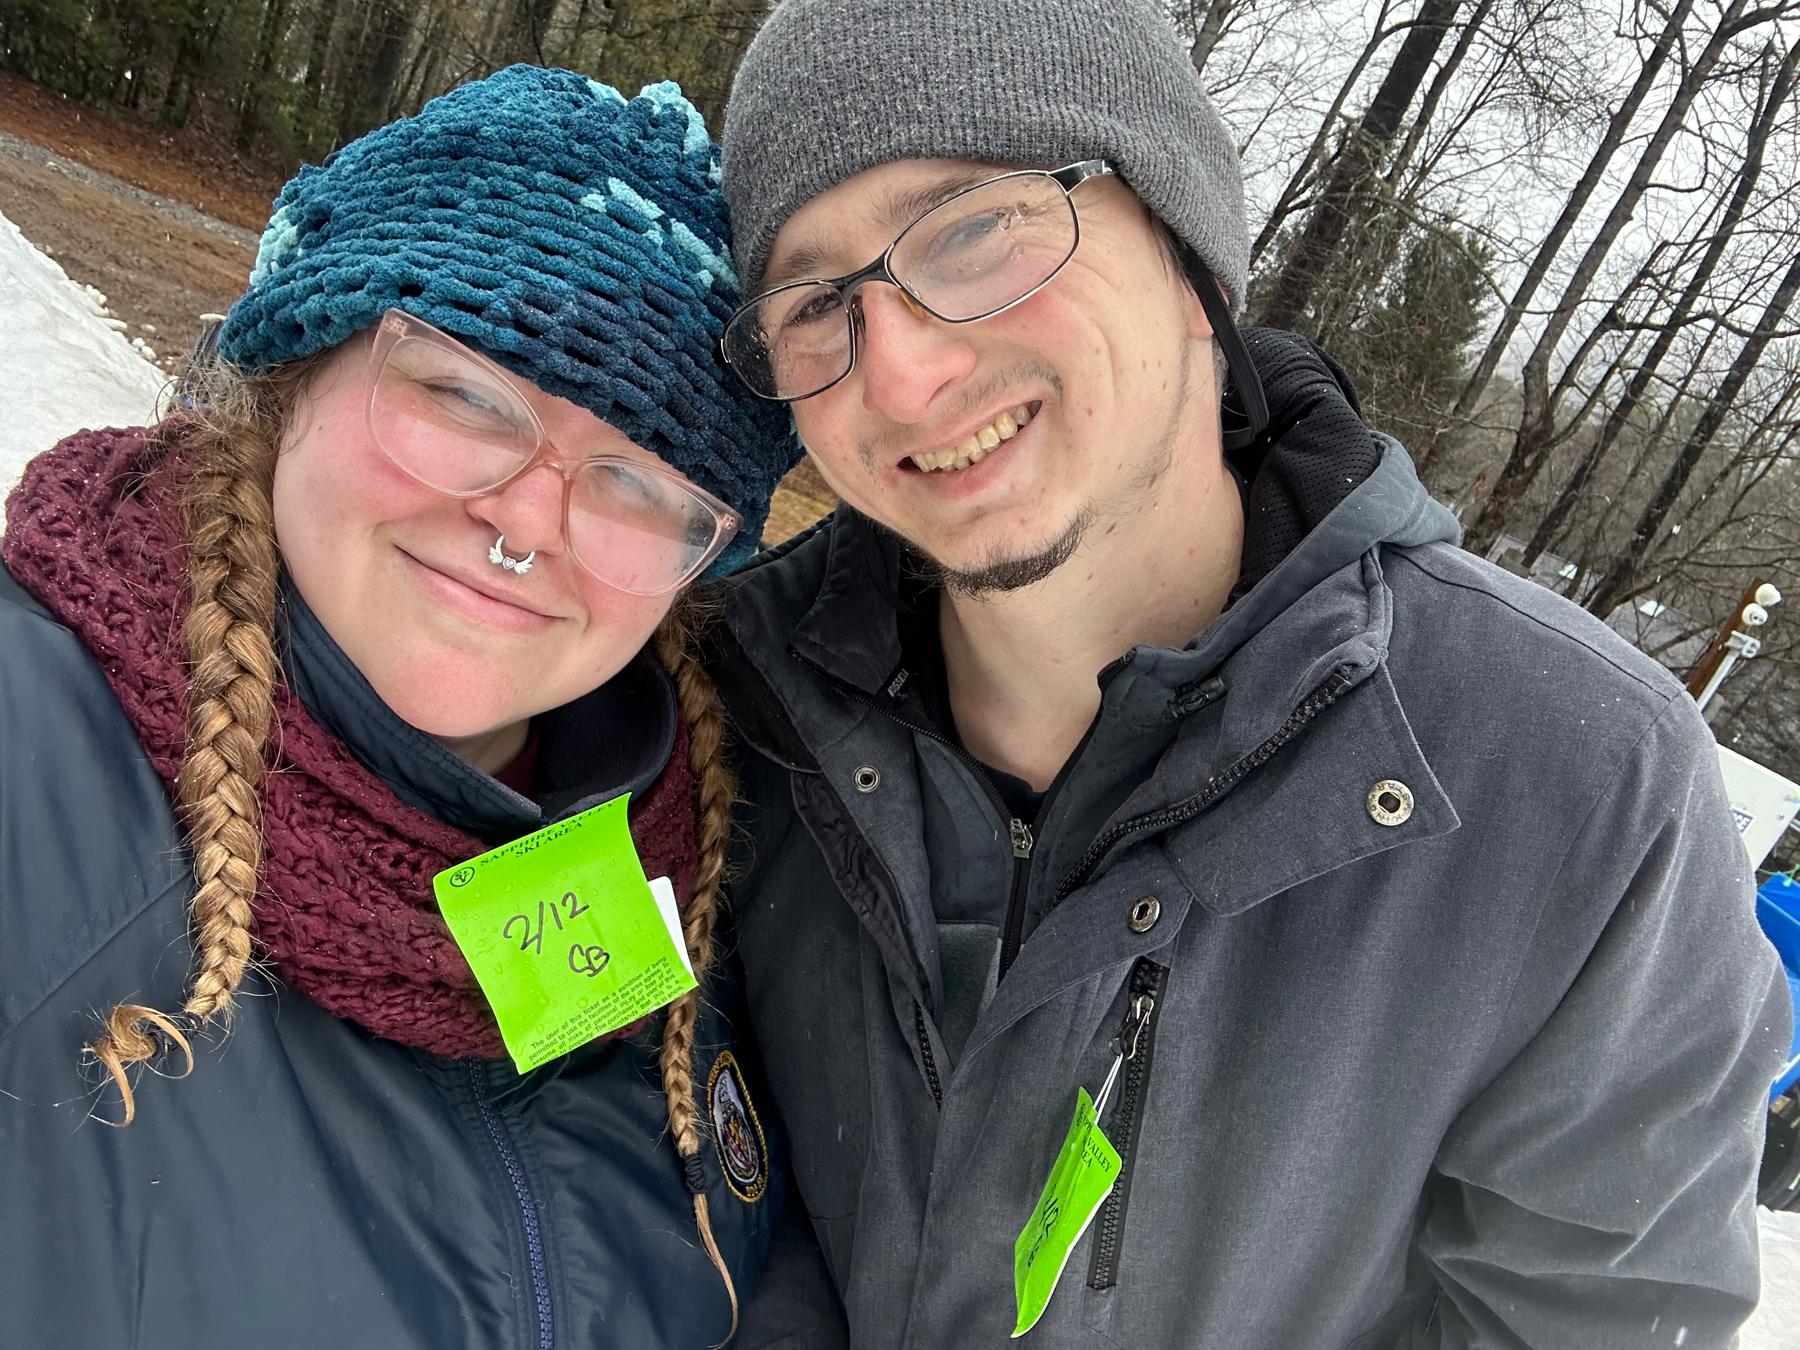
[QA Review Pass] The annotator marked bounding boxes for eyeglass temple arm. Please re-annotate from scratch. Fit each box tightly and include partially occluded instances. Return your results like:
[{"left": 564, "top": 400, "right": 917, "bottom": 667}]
[
  {"left": 1051, "top": 160, "right": 1116, "bottom": 190},
  {"left": 1181, "top": 250, "right": 1270, "bottom": 456}
]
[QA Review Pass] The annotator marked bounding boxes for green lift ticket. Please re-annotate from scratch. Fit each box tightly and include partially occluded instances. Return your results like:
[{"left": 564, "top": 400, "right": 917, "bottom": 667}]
[
  {"left": 1012, "top": 1085, "right": 1122, "bottom": 1338},
  {"left": 432, "top": 794, "right": 695, "bottom": 1073}
]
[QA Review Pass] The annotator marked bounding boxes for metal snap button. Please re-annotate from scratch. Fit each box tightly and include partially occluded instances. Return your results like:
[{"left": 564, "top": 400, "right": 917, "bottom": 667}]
[
  {"left": 1129, "top": 896, "right": 1161, "bottom": 933},
  {"left": 1367, "top": 779, "right": 1414, "bottom": 826},
  {"left": 853, "top": 766, "right": 881, "bottom": 793}
]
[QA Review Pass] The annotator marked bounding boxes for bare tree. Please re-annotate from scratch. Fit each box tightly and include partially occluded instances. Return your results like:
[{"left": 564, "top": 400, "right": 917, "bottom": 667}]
[
  {"left": 1244, "top": 2, "right": 1403, "bottom": 269},
  {"left": 1424, "top": 0, "right": 1703, "bottom": 478},
  {"left": 1186, "top": 0, "right": 1245, "bottom": 74},
  {"left": 1459, "top": 0, "right": 1792, "bottom": 557},
  {"left": 1585, "top": 251, "right": 1800, "bottom": 616},
  {"left": 1256, "top": 0, "right": 1464, "bottom": 329},
  {"left": 304, "top": 0, "right": 344, "bottom": 109},
  {"left": 1522, "top": 36, "right": 1800, "bottom": 569},
  {"left": 336, "top": 0, "right": 419, "bottom": 142}
]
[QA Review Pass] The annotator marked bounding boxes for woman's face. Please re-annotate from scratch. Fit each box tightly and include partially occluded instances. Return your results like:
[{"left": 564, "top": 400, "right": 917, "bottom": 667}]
[{"left": 272, "top": 333, "right": 680, "bottom": 768}]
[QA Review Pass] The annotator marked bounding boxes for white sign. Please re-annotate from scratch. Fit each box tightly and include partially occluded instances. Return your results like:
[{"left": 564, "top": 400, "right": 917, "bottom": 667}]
[{"left": 1715, "top": 743, "right": 1800, "bottom": 870}]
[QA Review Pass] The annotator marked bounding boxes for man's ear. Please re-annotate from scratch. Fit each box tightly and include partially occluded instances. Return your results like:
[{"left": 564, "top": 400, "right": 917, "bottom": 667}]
[
  {"left": 1152, "top": 222, "right": 1215, "bottom": 343},
  {"left": 1181, "top": 264, "right": 1217, "bottom": 344}
]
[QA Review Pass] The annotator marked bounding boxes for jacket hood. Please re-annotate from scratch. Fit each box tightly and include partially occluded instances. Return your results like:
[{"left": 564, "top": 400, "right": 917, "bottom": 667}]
[
  {"left": 1198, "top": 327, "right": 1460, "bottom": 677},
  {"left": 722, "top": 327, "right": 1460, "bottom": 687}
]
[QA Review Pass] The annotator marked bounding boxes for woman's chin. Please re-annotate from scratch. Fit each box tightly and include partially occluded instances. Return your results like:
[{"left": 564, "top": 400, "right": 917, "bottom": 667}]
[{"left": 369, "top": 678, "right": 528, "bottom": 743}]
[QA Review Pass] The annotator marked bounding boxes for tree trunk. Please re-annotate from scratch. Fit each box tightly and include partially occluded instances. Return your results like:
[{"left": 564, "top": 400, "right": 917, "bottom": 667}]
[
  {"left": 1255, "top": 0, "right": 1462, "bottom": 331},
  {"left": 337, "top": 0, "right": 415, "bottom": 143},
  {"left": 365, "top": 0, "right": 413, "bottom": 127},
  {"left": 165, "top": 3, "right": 228, "bottom": 130},
  {"left": 1419, "top": 0, "right": 1699, "bottom": 476},
  {"left": 506, "top": 0, "right": 562, "bottom": 63},
  {"left": 306, "top": 0, "right": 344, "bottom": 109},
  {"left": 398, "top": 5, "right": 442, "bottom": 111},
  {"left": 1583, "top": 251, "right": 1800, "bottom": 618},
  {"left": 1188, "top": 0, "right": 1240, "bottom": 76},
  {"left": 1247, "top": 4, "right": 1398, "bottom": 270},
  {"left": 109, "top": 5, "right": 156, "bottom": 110},
  {"left": 695, "top": 0, "right": 777, "bottom": 125},
  {"left": 1381, "top": 0, "right": 1496, "bottom": 194},
  {"left": 235, "top": 0, "right": 291, "bottom": 154},
  {"left": 403, "top": 10, "right": 450, "bottom": 113},
  {"left": 333, "top": 0, "right": 377, "bottom": 141},
  {"left": 1459, "top": 0, "right": 1768, "bottom": 557},
  {"left": 1523, "top": 38, "right": 1800, "bottom": 567}
]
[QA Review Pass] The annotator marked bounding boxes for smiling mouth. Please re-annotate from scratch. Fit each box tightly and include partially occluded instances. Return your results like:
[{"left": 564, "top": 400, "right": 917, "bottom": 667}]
[
  {"left": 906, "top": 401, "right": 1041, "bottom": 473},
  {"left": 403, "top": 549, "right": 559, "bottom": 621}
]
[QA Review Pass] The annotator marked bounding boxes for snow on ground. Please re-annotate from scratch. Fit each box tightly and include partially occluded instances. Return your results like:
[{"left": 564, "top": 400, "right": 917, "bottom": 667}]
[
  {"left": 1748, "top": 1206, "right": 1800, "bottom": 1349},
  {"left": 0, "top": 206, "right": 164, "bottom": 504}
]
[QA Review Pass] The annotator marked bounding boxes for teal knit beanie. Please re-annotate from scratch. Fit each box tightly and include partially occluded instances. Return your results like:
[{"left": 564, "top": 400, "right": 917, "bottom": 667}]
[{"left": 218, "top": 65, "right": 797, "bottom": 570}]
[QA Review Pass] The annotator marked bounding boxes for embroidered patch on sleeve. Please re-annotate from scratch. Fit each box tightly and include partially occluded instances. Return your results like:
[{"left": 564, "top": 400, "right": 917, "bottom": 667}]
[{"left": 707, "top": 1049, "right": 768, "bottom": 1203}]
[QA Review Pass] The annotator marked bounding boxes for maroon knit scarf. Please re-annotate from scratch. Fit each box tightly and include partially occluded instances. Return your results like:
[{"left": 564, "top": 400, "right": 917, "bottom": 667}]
[{"left": 3, "top": 428, "right": 700, "bottom": 1060}]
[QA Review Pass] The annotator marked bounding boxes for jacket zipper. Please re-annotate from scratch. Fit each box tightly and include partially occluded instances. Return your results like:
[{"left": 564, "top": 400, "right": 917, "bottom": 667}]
[
  {"left": 804, "top": 663, "right": 1010, "bottom": 1105},
  {"left": 997, "top": 817, "right": 1035, "bottom": 977},
  {"left": 1089, "top": 959, "right": 1167, "bottom": 1291},
  {"left": 468, "top": 1060, "right": 555, "bottom": 1350},
  {"left": 1071, "top": 670, "right": 1354, "bottom": 1290},
  {"left": 913, "top": 1002, "right": 944, "bottom": 1108},
  {"left": 1055, "top": 664, "right": 1359, "bottom": 905}
]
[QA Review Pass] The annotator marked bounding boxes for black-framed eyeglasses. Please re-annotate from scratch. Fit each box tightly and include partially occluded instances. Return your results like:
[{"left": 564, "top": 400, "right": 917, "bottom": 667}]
[{"left": 722, "top": 160, "right": 1116, "bottom": 402}]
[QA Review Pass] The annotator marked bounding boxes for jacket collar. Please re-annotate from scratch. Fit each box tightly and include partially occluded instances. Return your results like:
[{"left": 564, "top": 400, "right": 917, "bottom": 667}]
[
  {"left": 279, "top": 578, "right": 676, "bottom": 839},
  {"left": 789, "top": 508, "right": 909, "bottom": 697},
  {"left": 964, "top": 549, "right": 1461, "bottom": 1060},
  {"left": 1072, "top": 549, "right": 1459, "bottom": 901},
  {"left": 727, "top": 429, "right": 1452, "bottom": 729}
]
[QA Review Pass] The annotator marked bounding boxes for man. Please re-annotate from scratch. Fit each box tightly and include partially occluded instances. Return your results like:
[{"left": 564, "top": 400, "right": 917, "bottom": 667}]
[{"left": 709, "top": 1, "right": 1791, "bottom": 1345}]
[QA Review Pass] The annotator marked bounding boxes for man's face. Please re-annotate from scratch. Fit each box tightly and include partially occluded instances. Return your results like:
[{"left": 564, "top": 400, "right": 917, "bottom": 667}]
[{"left": 763, "top": 158, "right": 1217, "bottom": 592}]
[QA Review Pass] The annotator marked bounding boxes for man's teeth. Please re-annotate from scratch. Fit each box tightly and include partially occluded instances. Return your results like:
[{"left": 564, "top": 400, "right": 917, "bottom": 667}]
[{"left": 910, "top": 404, "right": 1035, "bottom": 472}]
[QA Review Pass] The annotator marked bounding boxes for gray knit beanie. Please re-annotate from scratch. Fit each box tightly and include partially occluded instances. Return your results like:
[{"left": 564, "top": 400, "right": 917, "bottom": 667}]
[{"left": 721, "top": 0, "right": 1248, "bottom": 305}]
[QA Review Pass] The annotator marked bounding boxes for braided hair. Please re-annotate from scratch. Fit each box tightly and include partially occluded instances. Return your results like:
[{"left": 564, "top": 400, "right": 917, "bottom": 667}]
[
  {"left": 88, "top": 355, "right": 319, "bottom": 1122},
  {"left": 655, "top": 602, "right": 742, "bottom": 1336}
]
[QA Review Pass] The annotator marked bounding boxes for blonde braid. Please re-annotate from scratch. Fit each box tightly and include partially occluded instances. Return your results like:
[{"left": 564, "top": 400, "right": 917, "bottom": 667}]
[
  {"left": 88, "top": 360, "right": 316, "bottom": 1125},
  {"left": 654, "top": 596, "right": 740, "bottom": 1342}
]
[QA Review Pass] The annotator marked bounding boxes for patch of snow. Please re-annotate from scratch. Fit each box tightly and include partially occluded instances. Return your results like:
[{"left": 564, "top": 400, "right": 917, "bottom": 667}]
[
  {"left": 1745, "top": 1206, "right": 1800, "bottom": 1350},
  {"left": 0, "top": 207, "right": 164, "bottom": 506}
]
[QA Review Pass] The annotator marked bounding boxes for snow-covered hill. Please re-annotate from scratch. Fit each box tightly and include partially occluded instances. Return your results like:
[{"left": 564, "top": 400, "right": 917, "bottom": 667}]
[
  {"left": 1752, "top": 1205, "right": 1799, "bottom": 1349},
  {"left": 0, "top": 207, "right": 164, "bottom": 504}
]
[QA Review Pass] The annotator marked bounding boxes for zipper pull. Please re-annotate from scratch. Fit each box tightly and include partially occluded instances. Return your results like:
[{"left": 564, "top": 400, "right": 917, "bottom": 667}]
[
  {"left": 1096, "top": 986, "right": 1159, "bottom": 1117},
  {"left": 1010, "top": 817, "right": 1034, "bottom": 859},
  {"left": 1117, "top": 991, "right": 1156, "bottom": 1063}
]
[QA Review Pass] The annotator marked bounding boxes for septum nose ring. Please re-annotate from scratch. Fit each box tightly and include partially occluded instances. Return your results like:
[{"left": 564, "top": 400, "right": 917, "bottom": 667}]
[{"left": 487, "top": 534, "right": 535, "bottom": 575}]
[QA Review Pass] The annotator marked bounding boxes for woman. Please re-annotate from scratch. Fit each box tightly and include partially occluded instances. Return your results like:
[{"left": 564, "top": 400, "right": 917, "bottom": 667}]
[{"left": 0, "top": 67, "right": 824, "bottom": 1348}]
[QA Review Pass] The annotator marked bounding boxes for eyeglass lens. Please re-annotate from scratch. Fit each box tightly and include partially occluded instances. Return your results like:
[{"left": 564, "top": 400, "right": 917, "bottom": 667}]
[
  {"left": 368, "top": 332, "right": 726, "bottom": 593},
  {"left": 727, "top": 171, "right": 1080, "bottom": 400}
]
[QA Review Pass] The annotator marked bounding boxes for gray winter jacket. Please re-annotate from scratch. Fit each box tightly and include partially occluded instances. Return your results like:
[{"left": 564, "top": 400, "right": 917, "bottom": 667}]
[{"left": 710, "top": 330, "right": 1791, "bottom": 1349}]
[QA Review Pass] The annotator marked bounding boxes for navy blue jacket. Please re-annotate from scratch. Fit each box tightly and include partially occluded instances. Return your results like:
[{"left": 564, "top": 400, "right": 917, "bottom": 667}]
[{"left": 0, "top": 564, "right": 838, "bottom": 1349}]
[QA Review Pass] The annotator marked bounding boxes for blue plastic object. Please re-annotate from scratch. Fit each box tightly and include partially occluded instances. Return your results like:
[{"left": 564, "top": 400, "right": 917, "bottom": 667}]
[{"left": 1756, "top": 874, "right": 1800, "bottom": 1100}]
